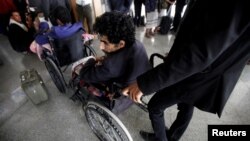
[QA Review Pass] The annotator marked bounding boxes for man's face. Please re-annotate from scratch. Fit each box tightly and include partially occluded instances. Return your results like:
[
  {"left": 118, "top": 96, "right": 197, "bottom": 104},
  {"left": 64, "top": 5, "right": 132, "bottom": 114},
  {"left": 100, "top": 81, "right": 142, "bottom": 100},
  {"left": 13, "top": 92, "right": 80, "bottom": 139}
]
[
  {"left": 11, "top": 12, "right": 22, "bottom": 23},
  {"left": 98, "top": 35, "right": 125, "bottom": 54}
]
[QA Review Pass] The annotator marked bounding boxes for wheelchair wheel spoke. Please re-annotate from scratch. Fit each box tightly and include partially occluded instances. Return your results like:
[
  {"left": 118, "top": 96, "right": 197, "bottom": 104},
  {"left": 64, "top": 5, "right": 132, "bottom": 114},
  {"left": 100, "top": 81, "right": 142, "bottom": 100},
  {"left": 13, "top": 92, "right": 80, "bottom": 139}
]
[
  {"left": 44, "top": 58, "right": 66, "bottom": 93},
  {"left": 84, "top": 102, "right": 133, "bottom": 141}
]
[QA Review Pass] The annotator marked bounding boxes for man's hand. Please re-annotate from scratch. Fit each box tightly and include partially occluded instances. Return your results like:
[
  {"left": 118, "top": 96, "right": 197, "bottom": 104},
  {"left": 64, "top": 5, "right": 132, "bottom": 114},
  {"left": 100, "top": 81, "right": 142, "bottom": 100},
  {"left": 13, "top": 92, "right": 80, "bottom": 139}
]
[{"left": 122, "top": 82, "right": 143, "bottom": 103}]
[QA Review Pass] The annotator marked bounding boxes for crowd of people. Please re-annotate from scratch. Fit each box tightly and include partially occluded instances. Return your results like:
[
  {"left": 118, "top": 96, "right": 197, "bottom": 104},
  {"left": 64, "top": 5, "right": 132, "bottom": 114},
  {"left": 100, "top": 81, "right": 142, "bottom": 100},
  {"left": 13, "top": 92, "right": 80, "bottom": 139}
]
[
  {"left": 1, "top": 0, "right": 250, "bottom": 141},
  {"left": 0, "top": 0, "right": 187, "bottom": 54}
]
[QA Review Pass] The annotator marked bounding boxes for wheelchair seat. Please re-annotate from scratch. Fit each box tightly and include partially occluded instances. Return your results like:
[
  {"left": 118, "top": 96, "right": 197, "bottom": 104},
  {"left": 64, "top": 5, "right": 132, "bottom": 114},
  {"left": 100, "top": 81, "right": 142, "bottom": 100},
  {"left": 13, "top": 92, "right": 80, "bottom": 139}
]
[{"left": 50, "top": 29, "right": 85, "bottom": 67}]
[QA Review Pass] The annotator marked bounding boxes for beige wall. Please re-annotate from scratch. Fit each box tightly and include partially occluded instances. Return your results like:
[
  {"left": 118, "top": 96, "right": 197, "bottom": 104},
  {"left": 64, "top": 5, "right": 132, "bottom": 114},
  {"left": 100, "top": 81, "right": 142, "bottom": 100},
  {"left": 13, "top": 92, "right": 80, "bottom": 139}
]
[{"left": 92, "top": 0, "right": 105, "bottom": 17}]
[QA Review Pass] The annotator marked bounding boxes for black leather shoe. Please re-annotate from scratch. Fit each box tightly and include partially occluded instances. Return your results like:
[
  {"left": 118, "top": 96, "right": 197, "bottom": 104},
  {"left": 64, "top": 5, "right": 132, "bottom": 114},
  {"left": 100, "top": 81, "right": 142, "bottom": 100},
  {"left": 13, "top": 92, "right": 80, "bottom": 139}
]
[{"left": 139, "top": 131, "right": 156, "bottom": 141}]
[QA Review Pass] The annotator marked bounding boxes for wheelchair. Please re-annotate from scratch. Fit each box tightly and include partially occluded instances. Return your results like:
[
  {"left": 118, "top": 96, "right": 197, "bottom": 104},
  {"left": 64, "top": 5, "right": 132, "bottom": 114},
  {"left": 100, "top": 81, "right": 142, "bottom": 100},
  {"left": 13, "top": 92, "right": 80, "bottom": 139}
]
[
  {"left": 43, "top": 27, "right": 165, "bottom": 140},
  {"left": 67, "top": 53, "right": 165, "bottom": 141},
  {"left": 43, "top": 29, "right": 96, "bottom": 93}
]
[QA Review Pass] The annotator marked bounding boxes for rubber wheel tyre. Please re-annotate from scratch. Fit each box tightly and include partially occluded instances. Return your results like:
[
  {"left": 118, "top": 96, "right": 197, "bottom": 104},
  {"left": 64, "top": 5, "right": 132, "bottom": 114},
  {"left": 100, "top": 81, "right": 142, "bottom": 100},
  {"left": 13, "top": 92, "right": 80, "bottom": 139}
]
[
  {"left": 44, "top": 57, "right": 66, "bottom": 93},
  {"left": 83, "top": 44, "right": 97, "bottom": 57},
  {"left": 84, "top": 101, "right": 133, "bottom": 141}
]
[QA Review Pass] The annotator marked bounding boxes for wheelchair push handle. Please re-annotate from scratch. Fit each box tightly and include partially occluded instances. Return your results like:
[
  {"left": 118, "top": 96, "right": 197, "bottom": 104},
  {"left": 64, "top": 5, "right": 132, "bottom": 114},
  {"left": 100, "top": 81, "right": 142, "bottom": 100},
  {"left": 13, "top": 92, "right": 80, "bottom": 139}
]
[{"left": 114, "top": 82, "right": 149, "bottom": 112}]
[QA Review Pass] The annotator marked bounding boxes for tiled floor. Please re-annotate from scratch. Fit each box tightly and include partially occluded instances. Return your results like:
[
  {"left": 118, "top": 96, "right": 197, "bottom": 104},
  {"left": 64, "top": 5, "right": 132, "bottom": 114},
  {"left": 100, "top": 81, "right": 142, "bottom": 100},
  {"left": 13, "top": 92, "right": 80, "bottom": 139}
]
[{"left": 0, "top": 27, "right": 250, "bottom": 141}]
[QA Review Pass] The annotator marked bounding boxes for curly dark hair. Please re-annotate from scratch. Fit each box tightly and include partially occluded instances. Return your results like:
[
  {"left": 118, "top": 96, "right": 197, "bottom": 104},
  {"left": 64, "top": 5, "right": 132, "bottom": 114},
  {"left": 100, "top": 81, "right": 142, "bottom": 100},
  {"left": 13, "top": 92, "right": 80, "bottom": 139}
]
[
  {"left": 93, "top": 12, "right": 135, "bottom": 47},
  {"left": 53, "top": 6, "right": 71, "bottom": 24}
]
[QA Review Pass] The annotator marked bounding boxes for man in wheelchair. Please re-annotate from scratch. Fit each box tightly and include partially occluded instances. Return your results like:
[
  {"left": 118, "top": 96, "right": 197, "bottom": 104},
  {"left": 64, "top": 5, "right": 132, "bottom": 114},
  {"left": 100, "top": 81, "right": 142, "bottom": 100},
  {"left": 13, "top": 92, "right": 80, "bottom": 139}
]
[{"left": 72, "top": 11, "right": 151, "bottom": 114}]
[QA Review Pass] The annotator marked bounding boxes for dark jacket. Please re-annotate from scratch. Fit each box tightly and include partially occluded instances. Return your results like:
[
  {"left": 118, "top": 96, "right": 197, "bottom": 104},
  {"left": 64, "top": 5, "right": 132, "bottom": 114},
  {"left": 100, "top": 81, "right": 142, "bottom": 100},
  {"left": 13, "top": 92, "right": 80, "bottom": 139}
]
[
  {"left": 8, "top": 24, "right": 33, "bottom": 52},
  {"left": 137, "top": 0, "right": 250, "bottom": 117},
  {"left": 35, "top": 22, "right": 83, "bottom": 45},
  {"left": 48, "top": 22, "right": 84, "bottom": 66},
  {"left": 49, "top": 22, "right": 83, "bottom": 39},
  {"left": 80, "top": 40, "right": 151, "bottom": 87}
]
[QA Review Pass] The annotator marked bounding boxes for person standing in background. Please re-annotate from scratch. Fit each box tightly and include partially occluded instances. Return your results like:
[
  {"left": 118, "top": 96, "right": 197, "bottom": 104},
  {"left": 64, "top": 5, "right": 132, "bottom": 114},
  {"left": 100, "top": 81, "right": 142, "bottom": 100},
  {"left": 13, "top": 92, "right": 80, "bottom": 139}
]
[
  {"left": 134, "top": 0, "right": 145, "bottom": 27},
  {"left": 170, "top": 0, "right": 188, "bottom": 33},
  {"left": 144, "top": 0, "right": 158, "bottom": 38},
  {"left": 76, "top": 0, "right": 93, "bottom": 33}
]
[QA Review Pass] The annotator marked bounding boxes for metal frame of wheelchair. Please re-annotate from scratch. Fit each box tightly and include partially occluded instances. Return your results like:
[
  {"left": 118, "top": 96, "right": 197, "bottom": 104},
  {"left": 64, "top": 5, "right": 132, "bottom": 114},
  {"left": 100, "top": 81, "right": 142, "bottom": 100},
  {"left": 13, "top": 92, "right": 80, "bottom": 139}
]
[
  {"left": 44, "top": 53, "right": 136, "bottom": 141},
  {"left": 67, "top": 53, "right": 164, "bottom": 141},
  {"left": 70, "top": 80, "right": 134, "bottom": 141},
  {"left": 43, "top": 34, "right": 164, "bottom": 141}
]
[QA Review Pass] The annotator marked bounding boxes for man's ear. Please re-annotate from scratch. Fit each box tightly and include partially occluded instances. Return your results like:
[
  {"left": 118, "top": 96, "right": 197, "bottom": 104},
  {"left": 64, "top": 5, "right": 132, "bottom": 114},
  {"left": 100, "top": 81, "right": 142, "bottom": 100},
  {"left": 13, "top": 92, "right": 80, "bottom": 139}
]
[{"left": 118, "top": 40, "right": 125, "bottom": 48}]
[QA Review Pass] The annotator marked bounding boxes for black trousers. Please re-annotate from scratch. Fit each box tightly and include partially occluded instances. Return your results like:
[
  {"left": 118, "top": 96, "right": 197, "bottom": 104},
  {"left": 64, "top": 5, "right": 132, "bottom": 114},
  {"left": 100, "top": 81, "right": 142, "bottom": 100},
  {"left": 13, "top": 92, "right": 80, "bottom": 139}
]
[
  {"left": 134, "top": 0, "right": 145, "bottom": 26},
  {"left": 148, "top": 87, "right": 194, "bottom": 141},
  {"left": 172, "top": 0, "right": 187, "bottom": 31}
]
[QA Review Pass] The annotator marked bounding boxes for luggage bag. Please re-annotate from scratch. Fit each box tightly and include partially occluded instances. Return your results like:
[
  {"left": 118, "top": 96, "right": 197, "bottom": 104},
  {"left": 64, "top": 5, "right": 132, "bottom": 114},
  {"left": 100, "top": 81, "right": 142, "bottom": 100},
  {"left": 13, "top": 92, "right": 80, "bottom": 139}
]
[{"left": 20, "top": 69, "right": 48, "bottom": 105}]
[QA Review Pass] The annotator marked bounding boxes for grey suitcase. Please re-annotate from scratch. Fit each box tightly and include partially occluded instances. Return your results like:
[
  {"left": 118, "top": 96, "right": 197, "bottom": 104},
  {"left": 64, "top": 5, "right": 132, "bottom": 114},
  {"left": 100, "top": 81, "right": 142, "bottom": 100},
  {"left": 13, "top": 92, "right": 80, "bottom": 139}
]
[{"left": 20, "top": 69, "right": 48, "bottom": 105}]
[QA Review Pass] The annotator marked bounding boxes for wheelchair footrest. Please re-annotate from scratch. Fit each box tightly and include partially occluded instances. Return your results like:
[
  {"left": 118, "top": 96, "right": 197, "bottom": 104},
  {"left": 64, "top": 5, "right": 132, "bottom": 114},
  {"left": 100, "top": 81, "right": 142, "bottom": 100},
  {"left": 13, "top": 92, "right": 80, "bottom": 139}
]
[{"left": 70, "top": 87, "right": 91, "bottom": 104}]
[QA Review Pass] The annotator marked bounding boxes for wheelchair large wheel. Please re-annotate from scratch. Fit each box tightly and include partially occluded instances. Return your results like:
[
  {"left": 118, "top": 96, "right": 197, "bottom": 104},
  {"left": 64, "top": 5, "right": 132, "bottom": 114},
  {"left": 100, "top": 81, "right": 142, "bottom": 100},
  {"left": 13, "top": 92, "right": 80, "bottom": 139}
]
[
  {"left": 84, "top": 101, "right": 133, "bottom": 141},
  {"left": 83, "top": 44, "right": 97, "bottom": 57},
  {"left": 44, "top": 57, "right": 67, "bottom": 93}
]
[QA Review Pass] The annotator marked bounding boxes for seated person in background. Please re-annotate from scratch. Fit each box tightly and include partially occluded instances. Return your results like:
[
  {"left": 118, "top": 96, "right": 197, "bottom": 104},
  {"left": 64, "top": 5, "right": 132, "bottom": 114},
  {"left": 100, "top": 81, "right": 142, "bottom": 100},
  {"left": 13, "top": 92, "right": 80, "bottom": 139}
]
[
  {"left": 30, "top": 6, "right": 86, "bottom": 61},
  {"left": 8, "top": 11, "right": 34, "bottom": 53},
  {"left": 33, "top": 11, "right": 52, "bottom": 32},
  {"left": 50, "top": 6, "right": 96, "bottom": 44},
  {"left": 30, "top": 22, "right": 51, "bottom": 60},
  {"left": 49, "top": 6, "right": 83, "bottom": 39},
  {"left": 72, "top": 11, "right": 151, "bottom": 114},
  {"left": 47, "top": 6, "right": 89, "bottom": 65}
]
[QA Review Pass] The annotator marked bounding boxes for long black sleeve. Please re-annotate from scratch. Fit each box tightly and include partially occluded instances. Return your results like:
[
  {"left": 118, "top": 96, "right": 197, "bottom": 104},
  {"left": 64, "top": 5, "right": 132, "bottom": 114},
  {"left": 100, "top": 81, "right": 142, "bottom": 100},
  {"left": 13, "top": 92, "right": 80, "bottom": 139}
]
[{"left": 137, "top": 0, "right": 250, "bottom": 95}]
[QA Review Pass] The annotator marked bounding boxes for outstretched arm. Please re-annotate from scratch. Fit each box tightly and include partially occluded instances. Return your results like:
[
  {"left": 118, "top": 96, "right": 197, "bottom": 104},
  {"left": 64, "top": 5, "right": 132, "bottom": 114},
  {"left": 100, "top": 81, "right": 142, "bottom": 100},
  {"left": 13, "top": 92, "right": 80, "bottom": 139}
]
[{"left": 122, "top": 82, "right": 143, "bottom": 103}]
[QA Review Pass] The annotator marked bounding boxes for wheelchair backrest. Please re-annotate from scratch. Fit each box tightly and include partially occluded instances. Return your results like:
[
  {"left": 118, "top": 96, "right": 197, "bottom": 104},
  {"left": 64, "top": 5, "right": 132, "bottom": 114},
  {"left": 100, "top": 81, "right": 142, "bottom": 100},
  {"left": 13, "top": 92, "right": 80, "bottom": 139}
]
[{"left": 50, "top": 29, "right": 84, "bottom": 67}]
